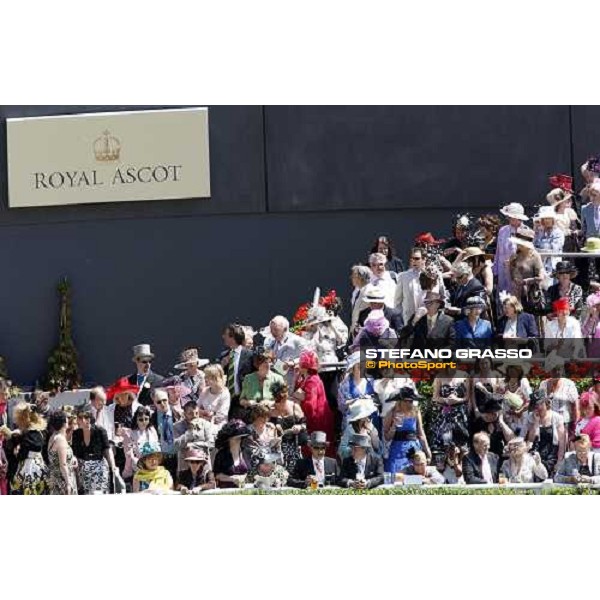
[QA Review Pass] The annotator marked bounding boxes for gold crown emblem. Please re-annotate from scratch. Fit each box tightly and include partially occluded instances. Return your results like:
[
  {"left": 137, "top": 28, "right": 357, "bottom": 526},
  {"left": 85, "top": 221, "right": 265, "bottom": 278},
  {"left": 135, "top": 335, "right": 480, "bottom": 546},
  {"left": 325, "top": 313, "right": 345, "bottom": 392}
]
[{"left": 93, "top": 130, "right": 121, "bottom": 162}]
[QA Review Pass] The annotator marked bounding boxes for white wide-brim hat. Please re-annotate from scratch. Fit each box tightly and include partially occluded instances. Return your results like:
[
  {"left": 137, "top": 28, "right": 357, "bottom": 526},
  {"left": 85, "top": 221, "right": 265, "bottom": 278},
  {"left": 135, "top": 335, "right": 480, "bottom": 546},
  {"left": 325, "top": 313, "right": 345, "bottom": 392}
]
[
  {"left": 500, "top": 203, "right": 529, "bottom": 221},
  {"left": 174, "top": 358, "right": 210, "bottom": 370}
]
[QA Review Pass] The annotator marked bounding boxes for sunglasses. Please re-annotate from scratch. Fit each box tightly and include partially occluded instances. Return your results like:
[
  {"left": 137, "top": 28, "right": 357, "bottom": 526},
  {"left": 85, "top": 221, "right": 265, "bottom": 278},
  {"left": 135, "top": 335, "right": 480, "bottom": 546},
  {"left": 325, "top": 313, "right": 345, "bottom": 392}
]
[
  {"left": 155, "top": 399, "right": 168, "bottom": 405},
  {"left": 137, "top": 416, "right": 150, "bottom": 421}
]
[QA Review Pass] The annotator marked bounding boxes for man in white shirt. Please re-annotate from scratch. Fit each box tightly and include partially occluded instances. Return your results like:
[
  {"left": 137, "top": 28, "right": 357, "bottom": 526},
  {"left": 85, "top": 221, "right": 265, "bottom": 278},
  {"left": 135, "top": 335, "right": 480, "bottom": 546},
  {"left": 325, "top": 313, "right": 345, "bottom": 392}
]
[
  {"left": 369, "top": 253, "right": 396, "bottom": 308},
  {"left": 90, "top": 386, "right": 114, "bottom": 440},
  {"left": 462, "top": 432, "right": 500, "bottom": 484},
  {"left": 264, "top": 315, "right": 307, "bottom": 387},
  {"left": 394, "top": 248, "right": 426, "bottom": 323}
]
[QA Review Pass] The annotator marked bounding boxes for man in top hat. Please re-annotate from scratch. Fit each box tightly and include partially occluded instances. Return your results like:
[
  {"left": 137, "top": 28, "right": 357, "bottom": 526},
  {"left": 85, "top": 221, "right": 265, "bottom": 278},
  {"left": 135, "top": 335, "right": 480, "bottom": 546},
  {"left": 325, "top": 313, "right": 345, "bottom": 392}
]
[
  {"left": 339, "top": 433, "right": 384, "bottom": 489},
  {"left": 220, "top": 323, "right": 256, "bottom": 417},
  {"left": 469, "top": 396, "right": 515, "bottom": 458},
  {"left": 288, "top": 431, "right": 340, "bottom": 489},
  {"left": 358, "top": 284, "right": 404, "bottom": 335},
  {"left": 173, "top": 348, "right": 209, "bottom": 403},
  {"left": 127, "top": 344, "right": 164, "bottom": 407},
  {"left": 403, "top": 291, "right": 455, "bottom": 351}
]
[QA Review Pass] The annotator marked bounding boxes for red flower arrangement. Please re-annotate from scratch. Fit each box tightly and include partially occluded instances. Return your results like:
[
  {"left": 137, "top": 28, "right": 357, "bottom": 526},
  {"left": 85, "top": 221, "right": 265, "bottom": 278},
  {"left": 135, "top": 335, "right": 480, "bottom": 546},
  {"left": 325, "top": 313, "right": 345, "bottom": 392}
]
[{"left": 291, "top": 290, "right": 338, "bottom": 331}]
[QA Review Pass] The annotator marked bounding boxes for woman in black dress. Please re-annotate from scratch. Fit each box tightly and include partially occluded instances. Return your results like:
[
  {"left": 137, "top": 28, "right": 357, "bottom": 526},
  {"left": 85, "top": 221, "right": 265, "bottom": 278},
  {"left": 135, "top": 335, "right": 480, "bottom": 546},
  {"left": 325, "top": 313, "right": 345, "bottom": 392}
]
[
  {"left": 72, "top": 405, "right": 116, "bottom": 494},
  {"left": 269, "top": 381, "right": 306, "bottom": 473}
]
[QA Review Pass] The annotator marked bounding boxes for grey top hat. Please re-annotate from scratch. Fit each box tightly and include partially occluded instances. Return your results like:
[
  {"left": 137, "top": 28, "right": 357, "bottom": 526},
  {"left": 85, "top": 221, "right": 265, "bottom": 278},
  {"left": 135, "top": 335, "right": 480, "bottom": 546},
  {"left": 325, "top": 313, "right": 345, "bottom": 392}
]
[
  {"left": 308, "top": 431, "right": 329, "bottom": 447},
  {"left": 349, "top": 433, "right": 371, "bottom": 449},
  {"left": 132, "top": 343, "right": 154, "bottom": 361}
]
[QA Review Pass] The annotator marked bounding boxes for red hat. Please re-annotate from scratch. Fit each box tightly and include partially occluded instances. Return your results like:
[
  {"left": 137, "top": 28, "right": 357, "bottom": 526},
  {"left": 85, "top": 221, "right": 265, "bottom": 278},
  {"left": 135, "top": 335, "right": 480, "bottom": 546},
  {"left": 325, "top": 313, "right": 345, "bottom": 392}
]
[
  {"left": 299, "top": 350, "right": 319, "bottom": 372},
  {"left": 106, "top": 377, "right": 139, "bottom": 401},
  {"left": 549, "top": 174, "right": 573, "bottom": 193},
  {"left": 552, "top": 298, "right": 571, "bottom": 314},
  {"left": 414, "top": 232, "right": 442, "bottom": 246}
]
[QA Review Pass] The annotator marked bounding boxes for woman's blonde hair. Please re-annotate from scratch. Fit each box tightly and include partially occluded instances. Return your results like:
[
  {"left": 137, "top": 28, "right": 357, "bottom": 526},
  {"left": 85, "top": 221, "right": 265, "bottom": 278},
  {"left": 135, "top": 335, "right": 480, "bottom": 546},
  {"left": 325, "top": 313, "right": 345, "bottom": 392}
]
[
  {"left": 13, "top": 401, "right": 47, "bottom": 431},
  {"left": 204, "top": 364, "right": 224, "bottom": 382},
  {"left": 502, "top": 295, "right": 523, "bottom": 314}
]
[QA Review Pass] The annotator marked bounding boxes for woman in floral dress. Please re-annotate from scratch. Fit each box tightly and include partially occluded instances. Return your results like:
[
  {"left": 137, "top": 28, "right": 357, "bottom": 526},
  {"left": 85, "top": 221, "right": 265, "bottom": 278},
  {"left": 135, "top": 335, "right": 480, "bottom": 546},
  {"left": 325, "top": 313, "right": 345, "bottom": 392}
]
[{"left": 47, "top": 410, "right": 78, "bottom": 495}]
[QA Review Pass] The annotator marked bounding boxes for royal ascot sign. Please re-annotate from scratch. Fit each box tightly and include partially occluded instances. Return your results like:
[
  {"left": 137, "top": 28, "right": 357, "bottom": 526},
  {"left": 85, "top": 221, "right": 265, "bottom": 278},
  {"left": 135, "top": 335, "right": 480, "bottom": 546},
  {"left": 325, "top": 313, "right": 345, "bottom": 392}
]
[{"left": 6, "top": 107, "right": 210, "bottom": 208}]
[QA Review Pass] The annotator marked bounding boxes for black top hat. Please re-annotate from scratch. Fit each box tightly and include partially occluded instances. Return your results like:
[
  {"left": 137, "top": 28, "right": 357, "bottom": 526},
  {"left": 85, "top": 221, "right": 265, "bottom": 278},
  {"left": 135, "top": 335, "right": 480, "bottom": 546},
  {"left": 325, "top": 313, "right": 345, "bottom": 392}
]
[
  {"left": 480, "top": 397, "right": 503, "bottom": 414},
  {"left": 552, "top": 261, "right": 577, "bottom": 277},
  {"left": 385, "top": 387, "right": 423, "bottom": 403}
]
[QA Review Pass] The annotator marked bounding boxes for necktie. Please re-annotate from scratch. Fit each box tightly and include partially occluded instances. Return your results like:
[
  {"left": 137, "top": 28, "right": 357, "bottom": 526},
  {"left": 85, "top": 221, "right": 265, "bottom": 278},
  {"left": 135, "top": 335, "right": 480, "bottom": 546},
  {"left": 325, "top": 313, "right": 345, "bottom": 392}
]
[
  {"left": 226, "top": 349, "right": 236, "bottom": 395},
  {"left": 163, "top": 413, "right": 174, "bottom": 446},
  {"left": 427, "top": 317, "right": 434, "bottom": 333}
]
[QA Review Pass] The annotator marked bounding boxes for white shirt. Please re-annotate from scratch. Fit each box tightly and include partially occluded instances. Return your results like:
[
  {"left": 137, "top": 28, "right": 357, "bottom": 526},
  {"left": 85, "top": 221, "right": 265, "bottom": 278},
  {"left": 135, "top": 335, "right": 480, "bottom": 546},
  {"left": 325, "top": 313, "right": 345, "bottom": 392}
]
[
  {"left": 480, "top": 453, "right": 493, "bottom": 484},
  {"left": 370, "top": 272, "right": 396, "bottom": 308},
  {"left": 232, "top": 346, "right": 242, "bottom": 395},
  {"left": 312, "top": 458, "right": 325, "bottom": 483},
  {"left": 394, "top": 269, "right": 422, "bottom": 323}
]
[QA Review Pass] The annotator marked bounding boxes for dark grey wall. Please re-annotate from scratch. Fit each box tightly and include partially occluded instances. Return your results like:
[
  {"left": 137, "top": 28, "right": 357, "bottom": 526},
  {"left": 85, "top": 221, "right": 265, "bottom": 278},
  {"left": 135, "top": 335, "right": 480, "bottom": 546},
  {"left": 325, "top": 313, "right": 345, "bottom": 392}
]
[{"left": 0, "top": 106, "right": 591, "bottom": 386}]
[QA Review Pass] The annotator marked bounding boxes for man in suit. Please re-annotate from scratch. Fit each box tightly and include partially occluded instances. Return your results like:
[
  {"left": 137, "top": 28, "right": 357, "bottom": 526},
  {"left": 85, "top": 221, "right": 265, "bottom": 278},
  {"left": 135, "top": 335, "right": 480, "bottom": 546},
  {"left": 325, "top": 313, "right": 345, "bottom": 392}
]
[
  {"left": 581, "top": 182, "right": 600, "bottom": 238},
  {"left": 394, "top": 248, "right": 426, "bottom": 323},
  {"left": 288, "top": 431, "right": 340, "bottom": 488},
  {"left": 448, "top": 263, "right": 486, "bottom": 317},
  {"left": 358, "top": 285, "right": 404, "bottom": 335},
  {"left": 554, "top": 434, "right": 600, "bottom": 484},
  {"left": 462, "top": 432, "right": 500, "bottom": 484},
  {"left": 221, "top": 324, "right": 256, "bottom": 417},
  {"left": 172, "top": 400, "right": 215, "bottom": 476},
  {"left": 264, "top": 315, "right": 307, "bottom": 388},
  {"left": 403, "top": 291, "right": 455, "bottom": 350},
  {"left": 339, "top": 433, "right": 384, "bottom": 489},
  {"left": 127, "top": 344, "right": 164, "bottom": 407},
  {"left": 149, "top": 389, "right": 178, "bottom": 480}
]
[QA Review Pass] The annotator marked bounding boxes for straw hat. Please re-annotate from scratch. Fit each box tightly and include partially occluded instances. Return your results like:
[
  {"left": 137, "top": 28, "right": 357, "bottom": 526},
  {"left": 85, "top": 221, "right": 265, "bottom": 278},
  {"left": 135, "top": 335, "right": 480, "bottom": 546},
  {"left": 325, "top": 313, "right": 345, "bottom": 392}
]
[
  {"left": 534, "top": 206, "right": 557, "bottom": 221},
  {"left": 500, "top": 203, "right": 529, "bottom": 221}
]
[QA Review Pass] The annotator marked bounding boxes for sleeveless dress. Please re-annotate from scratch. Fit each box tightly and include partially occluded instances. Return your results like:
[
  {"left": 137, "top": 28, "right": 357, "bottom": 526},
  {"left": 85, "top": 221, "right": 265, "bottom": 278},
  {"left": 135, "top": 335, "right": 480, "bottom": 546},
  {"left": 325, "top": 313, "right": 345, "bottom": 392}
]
[
  {"left": 48, "top": 440, "right": 78, "bottom": 495},
  {"left": 431, "top": 381, "right": 469, "bottom": 451},
  {"left": 385, "top": 415, "right": 421, "bottom": 473},
  {"left": 270, "top": 413, "right": 306, "bottom": 473}
]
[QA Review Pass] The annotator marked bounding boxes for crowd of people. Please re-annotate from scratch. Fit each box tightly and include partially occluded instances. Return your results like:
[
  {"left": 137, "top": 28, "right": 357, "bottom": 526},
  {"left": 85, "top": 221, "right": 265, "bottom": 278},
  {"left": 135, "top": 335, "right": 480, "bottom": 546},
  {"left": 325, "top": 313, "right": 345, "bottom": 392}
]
[{"left": 4, "top": 161, "right": 600, "bottom": 494}]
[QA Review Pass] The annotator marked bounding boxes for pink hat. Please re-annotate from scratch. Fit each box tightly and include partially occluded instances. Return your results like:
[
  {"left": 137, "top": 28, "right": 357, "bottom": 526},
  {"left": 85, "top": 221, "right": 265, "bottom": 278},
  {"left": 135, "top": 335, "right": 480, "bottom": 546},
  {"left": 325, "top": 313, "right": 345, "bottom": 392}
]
[
  {"left": 299, "top": 350, "right": 319, "bottom": 372},
  {"left": 587, "top": 291, "right": 600, "bottom": 308},
  {"left": 364, "top": 310, "right": 390, "bottom": 336}
]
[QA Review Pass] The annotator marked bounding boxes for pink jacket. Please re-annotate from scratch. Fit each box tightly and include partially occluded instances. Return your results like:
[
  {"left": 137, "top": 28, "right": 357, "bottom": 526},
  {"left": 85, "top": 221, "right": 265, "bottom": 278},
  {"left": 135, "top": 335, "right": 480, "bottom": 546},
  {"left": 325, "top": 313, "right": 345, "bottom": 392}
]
[{"left": 582, "top": 416, "right": 600, "bottom": 449}]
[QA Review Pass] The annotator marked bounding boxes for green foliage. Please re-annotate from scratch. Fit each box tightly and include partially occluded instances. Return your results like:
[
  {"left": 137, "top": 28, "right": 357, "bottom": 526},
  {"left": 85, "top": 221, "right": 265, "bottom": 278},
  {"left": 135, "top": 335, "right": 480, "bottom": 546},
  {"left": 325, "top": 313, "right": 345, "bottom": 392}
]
[
  {"left": 216, "top": 486, "right": 599, "bottom": 496},
  {"left": 42, "top": 277, "right": 81, "bottom": 392}
]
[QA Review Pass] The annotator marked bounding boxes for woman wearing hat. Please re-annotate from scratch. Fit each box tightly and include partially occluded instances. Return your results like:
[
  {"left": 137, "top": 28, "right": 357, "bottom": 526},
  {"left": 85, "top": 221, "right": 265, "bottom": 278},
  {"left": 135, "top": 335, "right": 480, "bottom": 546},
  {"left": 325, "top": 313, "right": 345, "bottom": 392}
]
[
  {"left": 545, "top": 298, "right": 585, "bottom": 359},
  {"left": 525, "top": 394, "right": 565, "bottom": 475},
  {"left": 469, "top": 357, "right": 501, "bottom": 415},
  {"left": 508, "top": 226, "right": 547, "bottom": 315},
  {"left": 574, "top": 392, "right": 600, "bottom": 452},
  {"left": 383, "top": 388, "right": 430, "bottom": 473},
  {"left": 252, "top": 452, "right": 289, "bottom": 489},
  {"left": 269, "top": 380, "right": 306, "bottom": 473},
  {"left": 132, "top": 441, "right": 173, "bottom": 493},
  {"left": 293, "top": 350, "right": 336, "bottom": 458},
  {"left": 72, "top": 405, "right": 116, "bottom": 494},
  {"left": 545, "top": 262, "right": 583, "bottom": 320},
  {"left": 501, "top": 437, "right": 548, "bottom": 483},
  {"left": 10, "top": 402, "right": 49, "bottom": 495},
  {"left": 454, "top": 296, "right": 493, "bottom": 345},
  {"left": 431, "top": 363, "right": 470, "bottom": 452},
  {"left": 546, "top": 175, "right": 579, "bottom": 241},
  {"left": 337, "top": 352, "right": 376, "bottom": 428},
  {"left": 453, "top": 247, "right": 494, "bottom": 299},
  {"left": 177, "top": 446, "right": 215, "bottom": 494},
  {"left": 213, "top": 419, "right": 251, "bottom": 488},
  {"left": 494, "top": 203, "right": 530, "bottom": 297},
  {"left": 533, "top": 206, "right": 565, "bottom": 278},
  {"left": 338, "top": 397, "right": 380, "bottom": 460}
]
